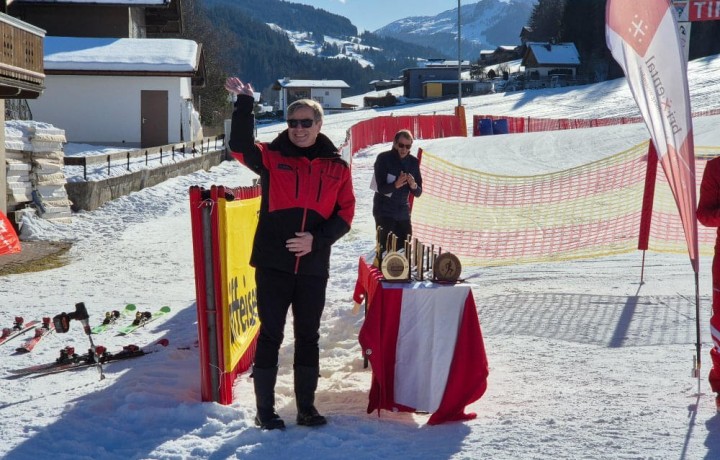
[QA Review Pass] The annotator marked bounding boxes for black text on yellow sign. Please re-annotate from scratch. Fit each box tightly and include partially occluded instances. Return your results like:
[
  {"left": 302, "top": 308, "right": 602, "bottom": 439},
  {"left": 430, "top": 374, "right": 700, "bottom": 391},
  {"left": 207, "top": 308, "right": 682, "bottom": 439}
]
[{"left": 228, "top": 274, "right": 259, "bottom": 344}]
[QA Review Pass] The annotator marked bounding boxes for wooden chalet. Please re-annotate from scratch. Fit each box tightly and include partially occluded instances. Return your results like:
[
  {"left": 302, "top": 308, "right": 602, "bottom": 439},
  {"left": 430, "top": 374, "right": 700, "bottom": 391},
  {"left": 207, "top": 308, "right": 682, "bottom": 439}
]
[
  {"left": 0, "top": 10, "right": 44, "bottom": 214},
  {"left": 272, "top": 78, "right": 350, "bottom": 114},
  {"left": 521, "top": 42, "right": 581, "bottom": 80}
]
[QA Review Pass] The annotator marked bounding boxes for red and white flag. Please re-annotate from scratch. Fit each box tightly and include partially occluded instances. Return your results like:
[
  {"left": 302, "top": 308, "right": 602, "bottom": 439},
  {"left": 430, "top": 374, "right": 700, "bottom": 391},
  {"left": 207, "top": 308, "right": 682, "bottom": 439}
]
[
  {"left": 357, "top": 276, "right": 488, "bottom": 425},
  {"left": 606, "top": 0, "right": 698, "bottom": 271}
]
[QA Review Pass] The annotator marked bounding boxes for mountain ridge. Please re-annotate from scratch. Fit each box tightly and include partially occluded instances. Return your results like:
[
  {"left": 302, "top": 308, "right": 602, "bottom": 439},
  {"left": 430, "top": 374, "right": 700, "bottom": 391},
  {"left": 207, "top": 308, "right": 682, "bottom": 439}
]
[{"left": 374, "top": 0, "right": 535, "bottom": 59}]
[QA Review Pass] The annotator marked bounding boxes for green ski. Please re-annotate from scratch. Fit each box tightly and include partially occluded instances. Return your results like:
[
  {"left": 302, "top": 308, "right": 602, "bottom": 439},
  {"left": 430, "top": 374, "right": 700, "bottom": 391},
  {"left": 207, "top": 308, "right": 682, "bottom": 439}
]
[
  {"left": 116, "top": 306, "right": 171, "bottom": 335},
  {"left": 91, "top": 304, "right": 137, "bottom": 334}
]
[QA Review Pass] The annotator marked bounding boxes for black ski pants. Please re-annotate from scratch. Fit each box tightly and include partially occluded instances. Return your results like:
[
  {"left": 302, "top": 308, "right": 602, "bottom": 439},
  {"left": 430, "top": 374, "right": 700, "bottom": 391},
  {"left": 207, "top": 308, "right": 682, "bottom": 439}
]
[{"left": 253, "top": 267, "right": 328, "bottom": 369}]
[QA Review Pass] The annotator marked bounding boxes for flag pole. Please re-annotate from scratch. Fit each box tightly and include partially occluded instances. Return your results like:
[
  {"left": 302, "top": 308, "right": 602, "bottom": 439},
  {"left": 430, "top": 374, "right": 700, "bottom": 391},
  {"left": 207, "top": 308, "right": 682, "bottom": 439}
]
[
  {"left": 694, "top": 270, "right": 702, "bottom": 376},
  {"left": 638, "top": 142, "right": 658, "bottom": 284},
  {"left": 457, "top": 0, "right": 461, "bottom": 108},
  {"left": 671, "top": 0, "right": 701, "bottom": 379}
]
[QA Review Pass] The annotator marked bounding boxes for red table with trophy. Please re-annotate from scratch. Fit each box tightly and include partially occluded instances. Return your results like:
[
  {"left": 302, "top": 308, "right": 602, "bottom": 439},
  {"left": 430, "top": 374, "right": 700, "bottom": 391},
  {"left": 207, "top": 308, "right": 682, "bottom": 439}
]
[{"left": 352, "top": 232, "right": 489, "bottom": 425}]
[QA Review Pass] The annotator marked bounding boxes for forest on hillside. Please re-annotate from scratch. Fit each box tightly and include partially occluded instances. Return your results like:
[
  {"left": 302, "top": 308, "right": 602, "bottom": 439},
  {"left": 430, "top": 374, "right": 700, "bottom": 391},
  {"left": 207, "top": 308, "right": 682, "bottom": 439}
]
[{"left": 178, "top": 0, "right": 720, "bottom": 127}]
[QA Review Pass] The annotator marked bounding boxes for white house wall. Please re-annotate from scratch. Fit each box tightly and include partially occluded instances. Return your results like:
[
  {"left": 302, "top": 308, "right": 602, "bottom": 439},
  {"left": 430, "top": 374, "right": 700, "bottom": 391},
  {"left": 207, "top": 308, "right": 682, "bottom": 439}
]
[
  {"left": 180, "top": 77, "right": 192, "bottom": 99},
  {"left": 29, "top": 75, "right": 188, "bottom": 146},
  {"left": 526, "top": 67, "right": 577, "bottom": 78},
  {"left": 278, "top": 88, "right": 343, "bottom": 114},
  {"left": 310, "top": 88, "right": 341, "bottom": 111}
]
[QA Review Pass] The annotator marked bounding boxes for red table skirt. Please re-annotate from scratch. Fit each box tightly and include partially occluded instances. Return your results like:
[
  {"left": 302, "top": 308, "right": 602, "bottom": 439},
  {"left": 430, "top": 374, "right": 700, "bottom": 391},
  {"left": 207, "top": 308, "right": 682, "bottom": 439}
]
[{"left": 354, "top": 257, "right": 489, "bottom": 425}]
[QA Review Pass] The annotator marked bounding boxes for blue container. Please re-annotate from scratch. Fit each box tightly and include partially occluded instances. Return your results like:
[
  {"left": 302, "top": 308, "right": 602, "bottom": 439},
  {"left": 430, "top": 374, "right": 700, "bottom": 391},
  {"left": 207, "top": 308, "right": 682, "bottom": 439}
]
[
  {"left": 478, "top": 118, "right": 494, "bottom": 136},
  {"left": 493, "top": 118, "right": 509, "bottom": 135}
]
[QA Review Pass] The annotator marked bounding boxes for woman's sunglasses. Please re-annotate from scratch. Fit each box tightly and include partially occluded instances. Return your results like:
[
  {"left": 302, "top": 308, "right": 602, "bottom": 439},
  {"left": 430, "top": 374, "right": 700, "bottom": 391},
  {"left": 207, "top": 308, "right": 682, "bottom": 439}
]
[
  {"left": 396, "top": 142, "right": 413, "bottom": 149},
  {"left": 287, "top": 119, "right": 315, "bottom": 128}
]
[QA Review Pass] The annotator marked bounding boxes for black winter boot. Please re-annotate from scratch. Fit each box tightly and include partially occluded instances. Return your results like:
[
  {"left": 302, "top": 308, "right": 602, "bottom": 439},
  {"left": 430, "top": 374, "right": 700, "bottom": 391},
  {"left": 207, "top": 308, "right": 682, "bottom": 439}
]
[
  {"left": 294, "top": 365, "right": 327, "bottom": 427},
  {"left": 252, "top": 366, "right": 285, "bottom": 430}
]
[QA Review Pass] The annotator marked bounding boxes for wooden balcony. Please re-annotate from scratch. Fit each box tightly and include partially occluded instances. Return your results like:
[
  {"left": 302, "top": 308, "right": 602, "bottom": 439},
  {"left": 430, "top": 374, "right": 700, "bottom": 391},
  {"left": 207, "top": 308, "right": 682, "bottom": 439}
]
[{"left": 0, "top": 12, "right": 44, "bottom": 99}]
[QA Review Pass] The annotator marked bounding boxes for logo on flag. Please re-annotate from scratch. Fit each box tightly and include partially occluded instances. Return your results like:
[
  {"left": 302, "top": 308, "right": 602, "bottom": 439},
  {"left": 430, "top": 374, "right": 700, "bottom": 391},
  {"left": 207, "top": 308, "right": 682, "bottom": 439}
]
[
  {"left": 672, "top": 1, "right": 689, "bottom": 21},
  {"left": 607, "top": 3, "right": 666, "bottom": 56}
]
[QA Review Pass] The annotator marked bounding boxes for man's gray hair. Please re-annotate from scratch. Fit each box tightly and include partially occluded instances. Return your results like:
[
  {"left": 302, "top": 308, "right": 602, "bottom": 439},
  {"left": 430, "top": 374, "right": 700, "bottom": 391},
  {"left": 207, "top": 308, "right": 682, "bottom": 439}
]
[{"left": 287, "top": 99, "right": 324, "bottom": 121}]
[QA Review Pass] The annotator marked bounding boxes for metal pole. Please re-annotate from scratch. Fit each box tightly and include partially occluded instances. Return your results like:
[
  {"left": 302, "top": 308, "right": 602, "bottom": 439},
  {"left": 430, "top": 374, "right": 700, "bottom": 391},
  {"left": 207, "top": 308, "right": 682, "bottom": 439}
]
[
  {"left": 457, "top": 0, "right": 462, "bottom": 107},
  {"left": 695, "top": 270, "right": 702, "bottom": 376},
  {"left": 201, "top": 203, "right": 220, "bottom": 401}
]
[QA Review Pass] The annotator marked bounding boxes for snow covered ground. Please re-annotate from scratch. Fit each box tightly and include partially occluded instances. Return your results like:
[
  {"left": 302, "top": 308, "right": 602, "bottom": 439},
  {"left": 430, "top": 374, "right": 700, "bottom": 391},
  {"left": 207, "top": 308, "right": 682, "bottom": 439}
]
[{"left": 2, "top": 53, "right": 720, "bottom": 459}]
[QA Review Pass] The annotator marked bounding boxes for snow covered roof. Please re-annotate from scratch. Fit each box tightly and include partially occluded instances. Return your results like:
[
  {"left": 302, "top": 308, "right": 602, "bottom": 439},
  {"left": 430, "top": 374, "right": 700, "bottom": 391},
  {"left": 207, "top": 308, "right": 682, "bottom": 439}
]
[
  {"left": 407, "top": 60, "right": 471, "bottom": 71},
  {"left": 524, "top": 42, "right": 580, "bottom": 66},
  {"left": 275, "top": 79, "right": 350, "bottom": 89},
  {"left": 43, "top": 36, "right": 200, "bottom": 74},
  {"left": 424, "top": 80, "right": 478, "bottom": 84},
  {"left": 13, "top": 0, "right": 168, "bottom": 4}
]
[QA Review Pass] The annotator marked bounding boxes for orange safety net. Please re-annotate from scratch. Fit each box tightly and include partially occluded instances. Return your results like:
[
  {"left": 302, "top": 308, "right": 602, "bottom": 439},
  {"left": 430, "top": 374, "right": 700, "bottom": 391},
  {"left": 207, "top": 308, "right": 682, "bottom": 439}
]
[
  {"left": 472, "top": 109, "right": 720, "bottom": 136},
  {"left": 412, "top": 143, "right": 720, "bottom": 267}
]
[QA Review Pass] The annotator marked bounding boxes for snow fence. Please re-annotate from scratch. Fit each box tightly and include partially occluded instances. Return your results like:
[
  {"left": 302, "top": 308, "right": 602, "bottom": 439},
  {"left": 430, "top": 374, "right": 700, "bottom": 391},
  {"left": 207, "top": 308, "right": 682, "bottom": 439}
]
[{"left": 412, "top": 143, "right": 720, "bottom": 267}]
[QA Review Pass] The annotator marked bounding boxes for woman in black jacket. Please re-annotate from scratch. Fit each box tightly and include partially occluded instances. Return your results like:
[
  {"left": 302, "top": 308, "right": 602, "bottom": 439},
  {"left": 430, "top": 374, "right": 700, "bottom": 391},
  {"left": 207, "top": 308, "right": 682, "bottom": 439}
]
[{"left": 372, "top": 129, "right": 422, "bottom": 254}]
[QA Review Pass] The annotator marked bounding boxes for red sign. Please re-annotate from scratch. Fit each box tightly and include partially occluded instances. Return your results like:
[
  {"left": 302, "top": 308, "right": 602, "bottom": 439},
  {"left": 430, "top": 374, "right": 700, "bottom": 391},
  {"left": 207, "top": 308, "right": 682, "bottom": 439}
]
[{"left": 689, "top": 0, "right": 720, "bottom": 21}]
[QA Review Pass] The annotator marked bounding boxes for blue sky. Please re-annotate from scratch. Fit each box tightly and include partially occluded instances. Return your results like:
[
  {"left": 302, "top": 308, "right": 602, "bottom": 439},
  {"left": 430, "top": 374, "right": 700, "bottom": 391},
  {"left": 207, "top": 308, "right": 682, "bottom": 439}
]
[{"left": 289, "top": 0, "right": 471, "bottom": 33}]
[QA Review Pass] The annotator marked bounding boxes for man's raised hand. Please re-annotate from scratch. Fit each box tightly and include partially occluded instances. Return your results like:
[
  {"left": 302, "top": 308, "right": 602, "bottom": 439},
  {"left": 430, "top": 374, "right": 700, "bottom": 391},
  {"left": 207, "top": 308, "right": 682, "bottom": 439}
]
[{"left": 224, "top": 77, "right": 255, "bottom": 97}]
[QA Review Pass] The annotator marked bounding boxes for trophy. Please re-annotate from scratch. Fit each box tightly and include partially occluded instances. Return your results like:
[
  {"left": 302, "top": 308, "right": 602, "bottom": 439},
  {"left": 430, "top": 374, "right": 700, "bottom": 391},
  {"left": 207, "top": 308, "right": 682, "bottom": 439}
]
[
  {"left": 372, "top": 226, "right": 383, "bottom": 268},
  {"left": 380, "top": 231, "right": 409, "bottom": 281},
  {"left": 433, "top": 251, "right": 462, "bottom": 283}
]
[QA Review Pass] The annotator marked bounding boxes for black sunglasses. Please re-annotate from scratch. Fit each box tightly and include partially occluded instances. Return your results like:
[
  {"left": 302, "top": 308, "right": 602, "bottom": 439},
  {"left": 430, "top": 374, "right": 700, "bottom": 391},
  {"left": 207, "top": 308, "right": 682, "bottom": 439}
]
[
  {"left": 287, "top": 119, "right": 315, "bottom": 128},
  {"left": 397, "top": 142, "right": 413, "bottom": 149}
]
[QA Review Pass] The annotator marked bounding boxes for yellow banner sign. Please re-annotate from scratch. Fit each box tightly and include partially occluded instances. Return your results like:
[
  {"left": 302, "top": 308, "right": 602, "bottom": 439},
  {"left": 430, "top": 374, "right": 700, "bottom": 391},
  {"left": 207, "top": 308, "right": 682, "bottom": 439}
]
[{"left": 218, "top": 196, "right": 261, "bottom": 371}]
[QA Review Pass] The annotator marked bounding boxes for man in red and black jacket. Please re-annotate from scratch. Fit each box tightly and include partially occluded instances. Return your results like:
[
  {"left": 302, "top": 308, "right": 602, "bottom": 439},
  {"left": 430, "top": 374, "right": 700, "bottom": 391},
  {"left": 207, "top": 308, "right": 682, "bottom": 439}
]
[
  {"left": 698, "top": 157, "right": 720, "bottom": 401},
  {"left": 225, "top": 77, "right": 355, "bottom": 430}
]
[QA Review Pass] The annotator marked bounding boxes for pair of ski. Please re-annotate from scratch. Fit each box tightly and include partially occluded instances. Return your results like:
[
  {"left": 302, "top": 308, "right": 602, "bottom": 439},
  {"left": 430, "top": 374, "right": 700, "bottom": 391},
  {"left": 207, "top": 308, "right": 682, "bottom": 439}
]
[
  {"left": 0, "top": 317, "right": 40, "bottom": 347},
  {"left": 6, "top": 338, "right": 170, "bottom": 378},
  {"left": 1, "top": 317, "right": 54, "bottom": 353},
  {"left": 91, "top": 304, "right": 171, "bottom": 335},
  {"left": 16, "top": 317, "right": 55, "bottom": 353}
]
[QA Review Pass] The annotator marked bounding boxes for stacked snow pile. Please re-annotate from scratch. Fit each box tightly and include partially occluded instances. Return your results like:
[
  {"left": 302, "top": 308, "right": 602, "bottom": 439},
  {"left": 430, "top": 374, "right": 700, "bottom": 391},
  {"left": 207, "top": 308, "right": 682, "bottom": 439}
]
[{"left": 4, "top": 121, "right": 73, "bottom": 224}]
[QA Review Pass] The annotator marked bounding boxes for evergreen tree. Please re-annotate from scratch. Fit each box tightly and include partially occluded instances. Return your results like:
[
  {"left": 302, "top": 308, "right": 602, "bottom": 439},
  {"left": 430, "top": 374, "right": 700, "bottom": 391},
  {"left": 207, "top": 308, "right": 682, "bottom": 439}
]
[
  {"left": 177, "top": 0, "right": 235, "bottom": 128},
  {"left": 558, "top": 0, "right": 622, "bottom": 81},
  {"left": 527, "top": 0, "right": 566, "bottom": 42}
]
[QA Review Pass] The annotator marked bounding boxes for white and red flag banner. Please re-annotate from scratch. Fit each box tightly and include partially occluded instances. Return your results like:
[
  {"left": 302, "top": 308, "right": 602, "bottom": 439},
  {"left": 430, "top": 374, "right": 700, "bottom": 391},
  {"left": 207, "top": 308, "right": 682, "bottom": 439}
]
[
  {"left": 606, "top": 0, "right": 698, "bottom": 271},
  {"left": 355, "top": 258, "right": 488, "bottom": 425}
]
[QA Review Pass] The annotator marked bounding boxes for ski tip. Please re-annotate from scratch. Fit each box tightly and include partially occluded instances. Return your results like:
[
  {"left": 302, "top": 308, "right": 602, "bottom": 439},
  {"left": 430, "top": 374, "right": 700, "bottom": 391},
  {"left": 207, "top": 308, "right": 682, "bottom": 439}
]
[
  {"left": 157, "top": 338, "right": 170, "bottom": 347},
  {"left": 160, "top": 306, "right": 171, "bottom": 313},
  {"left": 126, "top": 304, "right": 137, "bottom": 311}
]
